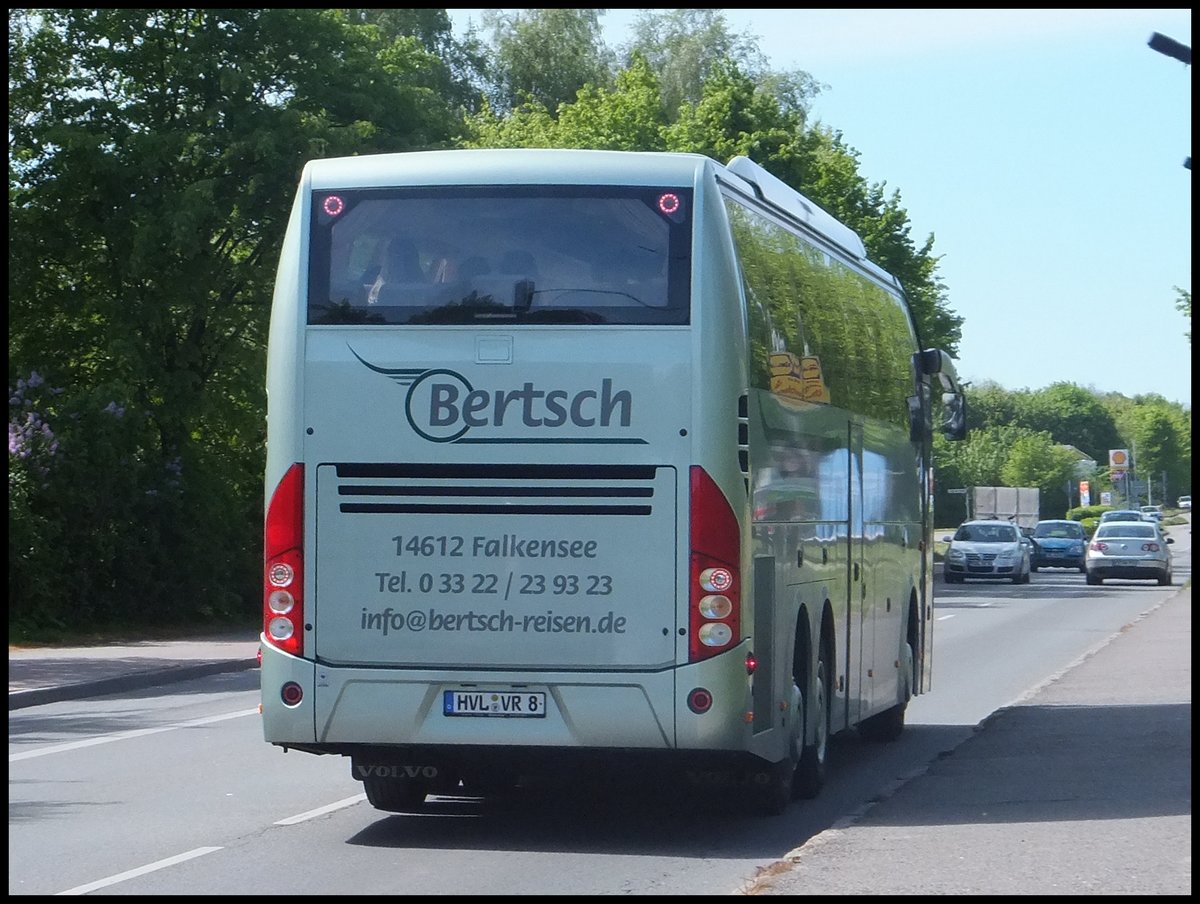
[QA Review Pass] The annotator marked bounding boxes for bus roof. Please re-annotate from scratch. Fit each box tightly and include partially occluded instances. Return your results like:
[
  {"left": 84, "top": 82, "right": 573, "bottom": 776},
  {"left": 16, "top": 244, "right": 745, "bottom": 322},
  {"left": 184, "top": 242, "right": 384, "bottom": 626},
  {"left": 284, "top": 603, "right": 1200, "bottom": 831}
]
[
  {"left": 724, "top": 156, "right": 867, "bottom": 259},
  {"left": 301, "top": 148, "right": 718, "bottom": 191}
]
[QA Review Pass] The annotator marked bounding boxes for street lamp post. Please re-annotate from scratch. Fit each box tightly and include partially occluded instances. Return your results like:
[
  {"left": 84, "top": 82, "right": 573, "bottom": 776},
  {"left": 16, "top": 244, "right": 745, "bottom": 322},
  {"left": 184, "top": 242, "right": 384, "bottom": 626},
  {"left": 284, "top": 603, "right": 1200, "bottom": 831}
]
[{"left": 1148, "top": 32, "right": 1192, "bottom": 170}]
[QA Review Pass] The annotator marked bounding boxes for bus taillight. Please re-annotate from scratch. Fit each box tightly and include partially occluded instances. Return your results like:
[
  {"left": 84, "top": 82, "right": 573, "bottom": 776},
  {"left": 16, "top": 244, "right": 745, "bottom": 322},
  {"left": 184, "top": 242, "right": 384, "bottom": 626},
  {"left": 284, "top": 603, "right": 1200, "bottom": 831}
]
[
  {"left": 689, "top": 466, "right": 740, "bottom": 663},
  {"left": 264, "top": 463, "right": 304, "bottom": 657}
]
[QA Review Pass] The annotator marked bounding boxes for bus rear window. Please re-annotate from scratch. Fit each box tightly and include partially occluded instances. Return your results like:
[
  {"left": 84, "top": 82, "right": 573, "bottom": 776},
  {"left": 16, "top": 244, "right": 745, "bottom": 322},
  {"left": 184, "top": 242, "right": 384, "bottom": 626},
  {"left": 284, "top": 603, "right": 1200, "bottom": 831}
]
[{"left": 307, "top": 185, "right": 692, "bottom": 325}]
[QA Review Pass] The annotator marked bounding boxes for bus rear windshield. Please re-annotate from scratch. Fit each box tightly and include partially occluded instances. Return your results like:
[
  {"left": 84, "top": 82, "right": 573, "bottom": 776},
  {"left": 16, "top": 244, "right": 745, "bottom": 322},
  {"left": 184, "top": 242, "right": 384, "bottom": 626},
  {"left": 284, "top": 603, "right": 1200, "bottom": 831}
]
[{"left": 307, "top": 185, "right": 692, "bottom": 326}]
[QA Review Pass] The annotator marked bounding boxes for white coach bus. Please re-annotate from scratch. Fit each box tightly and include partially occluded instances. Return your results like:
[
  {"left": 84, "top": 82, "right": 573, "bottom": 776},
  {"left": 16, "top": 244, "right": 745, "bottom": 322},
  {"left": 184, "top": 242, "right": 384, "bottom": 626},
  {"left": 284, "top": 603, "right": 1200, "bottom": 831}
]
[{"left": 260, "top": 148, "right": 967, "bottom": 815}]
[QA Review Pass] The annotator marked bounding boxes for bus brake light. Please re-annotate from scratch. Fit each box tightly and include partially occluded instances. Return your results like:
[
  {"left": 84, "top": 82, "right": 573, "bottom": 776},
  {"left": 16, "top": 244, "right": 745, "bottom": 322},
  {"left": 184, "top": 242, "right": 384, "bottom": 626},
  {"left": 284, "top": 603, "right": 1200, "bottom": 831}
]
[
  {"left": 263, "top": 463, "right": 304, "bottom": 657},
  {"left": 689, "top": 466, "right": 740, "bottom": 663}
]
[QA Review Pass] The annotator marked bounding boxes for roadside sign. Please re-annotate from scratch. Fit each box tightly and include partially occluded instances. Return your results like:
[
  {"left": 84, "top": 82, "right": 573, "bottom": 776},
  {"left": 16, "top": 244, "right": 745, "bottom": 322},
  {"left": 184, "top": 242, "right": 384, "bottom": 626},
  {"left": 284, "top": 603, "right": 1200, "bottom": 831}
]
[{"left": 1109, "top": 449, "right": 1130, "bottom": 469}]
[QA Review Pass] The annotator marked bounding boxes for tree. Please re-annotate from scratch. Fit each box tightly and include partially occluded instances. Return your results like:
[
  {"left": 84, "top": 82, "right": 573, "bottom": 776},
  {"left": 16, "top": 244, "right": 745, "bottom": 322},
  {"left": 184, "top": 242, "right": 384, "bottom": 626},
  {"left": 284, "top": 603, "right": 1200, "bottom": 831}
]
[
  {"left": 942, "top": 424, "right": 1039, "bottom": 490},
  {"left": 1175, "top": 286, "right": 1191, "bottom": 343},
  {"left": 624, "top": 9, "right": 774, "bottom": 119},
  {"left": 1024, "top": 383, "right": 1123, "bottom": 464},
  {"left": 343, "top": 8, "right": 490, "bottom": 115},
  {"left": 964, "top": 380, "right": 1028, "bottom": 431},
  {"left": 1123, "top": 401, "right": 1191, "bottom": 502},
  {"left": 1000, "top": 433, "right": 1079, "bottom": 516},
  {"left": 8, "top": 9, "right": 467, "bottom": 632},
  {"left": 479, "top": 8, "right": 615, "bottom": 113}
]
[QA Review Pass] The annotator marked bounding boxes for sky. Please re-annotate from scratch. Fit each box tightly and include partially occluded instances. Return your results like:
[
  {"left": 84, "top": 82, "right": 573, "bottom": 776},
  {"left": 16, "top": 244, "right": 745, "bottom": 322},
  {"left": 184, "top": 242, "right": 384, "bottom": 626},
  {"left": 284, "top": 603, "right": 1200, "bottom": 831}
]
[{"left": 449, "top": 9, "right": 1193, "bottom": 408}]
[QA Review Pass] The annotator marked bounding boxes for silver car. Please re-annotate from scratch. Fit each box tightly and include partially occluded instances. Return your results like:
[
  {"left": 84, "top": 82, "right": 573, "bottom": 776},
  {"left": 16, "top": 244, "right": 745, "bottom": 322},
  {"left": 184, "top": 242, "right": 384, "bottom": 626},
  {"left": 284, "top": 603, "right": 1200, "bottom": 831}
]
[
  {"left": 1085, "top": 521, "right": 1174, "bottom": 586},
  {"left": 942, "top": 520, "right": 1032, "bottom": 584}
]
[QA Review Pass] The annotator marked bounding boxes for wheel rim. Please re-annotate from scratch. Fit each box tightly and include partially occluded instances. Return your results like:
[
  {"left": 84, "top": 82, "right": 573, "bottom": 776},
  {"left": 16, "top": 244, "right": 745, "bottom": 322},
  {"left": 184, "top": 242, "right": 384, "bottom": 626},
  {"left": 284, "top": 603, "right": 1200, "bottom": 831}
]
[
  {"left": 901, "top": 641, "right": 914, "bottom": 701},
  {"left": 813, "top": 661, "right": 828, "bottom": 764},
  {"left": 789, "top": 680, "right": 805, "bottom": 762}
]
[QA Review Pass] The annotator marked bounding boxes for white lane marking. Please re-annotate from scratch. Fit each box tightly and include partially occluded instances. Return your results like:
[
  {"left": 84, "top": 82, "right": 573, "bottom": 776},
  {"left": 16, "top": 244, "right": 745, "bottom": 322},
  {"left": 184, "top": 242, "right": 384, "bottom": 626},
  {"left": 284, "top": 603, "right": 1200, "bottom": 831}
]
[
  {"left": 275, "top": 793, "right": 367, "bottom": 825},
  {"left": 936, "top": 613, "right": 957, "bottom": 620},
  {"left": 56, "top": 846, "right": 222, "bottom": 895},
  {"left": 9, "top": 709, "right": 258, "bottom": 763}
]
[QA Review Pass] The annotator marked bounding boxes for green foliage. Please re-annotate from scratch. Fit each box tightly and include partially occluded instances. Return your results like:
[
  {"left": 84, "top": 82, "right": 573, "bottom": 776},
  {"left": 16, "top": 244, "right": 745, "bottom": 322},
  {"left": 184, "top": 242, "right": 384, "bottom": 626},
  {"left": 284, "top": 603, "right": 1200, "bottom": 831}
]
[
  {"left": 624, "top": 9, "right": 773, "bottom": 120},
  {"left": 479, "top": 9, "right": 616, "bottom": 112},
  {"left": 9, "top": 9, "right": 466, "bottom": 638},
  {"left": 8, "top": 370, "right": 247, "bottom": 634},
  {"left": 1000, "top": 432, "right": 1078, "bottom": 514},
  {"left": 1064, "top": 506, "right": 1111, "bottom": 539}
]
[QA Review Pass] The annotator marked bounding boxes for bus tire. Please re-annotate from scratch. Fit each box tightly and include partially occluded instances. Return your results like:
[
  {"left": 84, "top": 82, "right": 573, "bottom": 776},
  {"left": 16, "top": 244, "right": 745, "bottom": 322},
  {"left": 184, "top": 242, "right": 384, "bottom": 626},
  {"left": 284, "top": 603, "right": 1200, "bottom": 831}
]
[
  {"left": 749, "top": 669, "right": 805, "bottom": 815},
  {"left": 793, "top": 644, "right": 830, "bottom": 800},
  {"left": 758, "top": 753, "right": 796, "bottom": 811},
  {"left": 363, "top": 776, "right": 430, "bottom": 813}
]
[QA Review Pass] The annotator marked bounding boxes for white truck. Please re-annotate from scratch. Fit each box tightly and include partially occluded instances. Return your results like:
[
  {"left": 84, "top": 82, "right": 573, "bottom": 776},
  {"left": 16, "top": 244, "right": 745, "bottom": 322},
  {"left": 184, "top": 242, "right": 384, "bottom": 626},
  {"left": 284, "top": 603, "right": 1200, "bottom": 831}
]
[{"left": 969, "top": 486, "right": 1041, "bottom": 532}]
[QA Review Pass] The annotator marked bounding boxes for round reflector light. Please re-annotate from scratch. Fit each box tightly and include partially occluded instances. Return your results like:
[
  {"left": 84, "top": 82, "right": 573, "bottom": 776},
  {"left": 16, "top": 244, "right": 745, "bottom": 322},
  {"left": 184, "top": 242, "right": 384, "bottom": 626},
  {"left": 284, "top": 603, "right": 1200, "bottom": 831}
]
[
  {"left": 280, "top": 681, "right": 304, "bottom": 706},
  {"left": 687, "top": 687, "right": 713, "bottom": 713},
  {"left": 267, "top": 590, "right": 294, "bottom": 614},
  {"left": 267, "top": 616, "right": 294, "bottom": 641},
  {"left": 698, "top": 594, "right": 732, "bottom": 619},
  {"left": 698, "top": 622, "right": 733, "bottom": 647}
]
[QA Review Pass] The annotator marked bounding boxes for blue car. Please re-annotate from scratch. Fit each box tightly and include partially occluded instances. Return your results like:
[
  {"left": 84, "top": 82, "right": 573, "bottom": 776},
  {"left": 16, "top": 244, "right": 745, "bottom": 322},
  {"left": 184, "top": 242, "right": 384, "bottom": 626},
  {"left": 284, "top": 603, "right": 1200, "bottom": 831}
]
[{"left": 1029, "top": 519, "right": 1087, "bottom": 572}]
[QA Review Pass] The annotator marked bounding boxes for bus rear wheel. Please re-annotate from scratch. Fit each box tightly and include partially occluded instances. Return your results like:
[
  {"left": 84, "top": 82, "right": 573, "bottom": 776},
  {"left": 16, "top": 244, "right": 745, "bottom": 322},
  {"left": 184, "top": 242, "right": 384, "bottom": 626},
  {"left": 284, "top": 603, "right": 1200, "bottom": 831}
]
[
  {"left": 793, "top": 646, "right": 830, "bottom": 799},
  {"left": 363, "top": 776, "right": 430, "bottom": 813},
  {"left": 748, "top": 673, "right": 805, "bottom": 815}
]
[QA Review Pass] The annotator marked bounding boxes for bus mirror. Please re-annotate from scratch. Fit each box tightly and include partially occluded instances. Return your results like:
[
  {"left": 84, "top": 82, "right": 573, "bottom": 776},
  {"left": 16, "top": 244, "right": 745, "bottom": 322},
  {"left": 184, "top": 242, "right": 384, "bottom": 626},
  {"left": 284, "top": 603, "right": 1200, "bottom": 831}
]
[
  {"left": 918, "top": 348, "right": 947, "bottom": 376},
  {"left": 907, "top": 394, "right": 930, "bottom": 443},
  {"left": 941, "top": 392, "right": 967, "bottom": 441}
]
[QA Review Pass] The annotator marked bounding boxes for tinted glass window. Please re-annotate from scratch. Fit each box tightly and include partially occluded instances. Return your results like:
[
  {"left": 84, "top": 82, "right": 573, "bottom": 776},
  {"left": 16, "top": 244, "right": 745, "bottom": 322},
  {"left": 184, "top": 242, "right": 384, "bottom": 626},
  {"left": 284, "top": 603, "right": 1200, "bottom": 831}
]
[
  {"left": 1096, "top": 524, "right": 1155, "bottom": 538},
  {"left": 1034, "top": 521, "right": 1085, "bottom": 539},
  {"left": 307, "top": 185, "right": 692, "bottom": 325},
  {"left": 955, "top": 523, "right": 1018, "bottom": 542},
  {"left": 730, "top": 199, "right": 915, "bottom": 427}
]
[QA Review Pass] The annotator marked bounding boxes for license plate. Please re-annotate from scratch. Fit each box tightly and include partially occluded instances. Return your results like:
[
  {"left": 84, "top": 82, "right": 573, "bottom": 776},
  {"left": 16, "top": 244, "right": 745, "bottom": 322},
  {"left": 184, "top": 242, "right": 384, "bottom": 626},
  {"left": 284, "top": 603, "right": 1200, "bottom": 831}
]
[{"left": 443, "top": 690, "right": 546, "bottom": 718}]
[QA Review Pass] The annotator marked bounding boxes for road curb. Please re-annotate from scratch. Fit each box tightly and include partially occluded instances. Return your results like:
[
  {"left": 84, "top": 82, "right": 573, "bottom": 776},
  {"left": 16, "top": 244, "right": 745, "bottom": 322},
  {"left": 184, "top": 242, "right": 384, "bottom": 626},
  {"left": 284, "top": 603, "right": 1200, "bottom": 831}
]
[{"left": 8, "top": 658, "right": 260, "bottom": 711}]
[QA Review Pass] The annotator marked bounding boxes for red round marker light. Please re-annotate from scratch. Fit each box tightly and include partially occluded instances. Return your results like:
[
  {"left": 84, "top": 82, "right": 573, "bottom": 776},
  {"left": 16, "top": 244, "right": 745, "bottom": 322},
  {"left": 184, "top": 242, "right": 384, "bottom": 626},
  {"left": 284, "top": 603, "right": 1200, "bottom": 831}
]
[
  {"left": 699, "top": 567, "right": 734, "bottom": 593},
  {"left": 322, "top": 195, "right": 345, "bottom": 217},
  {"left": 658, "top": 192, "right": 681, "bottom": 216}
]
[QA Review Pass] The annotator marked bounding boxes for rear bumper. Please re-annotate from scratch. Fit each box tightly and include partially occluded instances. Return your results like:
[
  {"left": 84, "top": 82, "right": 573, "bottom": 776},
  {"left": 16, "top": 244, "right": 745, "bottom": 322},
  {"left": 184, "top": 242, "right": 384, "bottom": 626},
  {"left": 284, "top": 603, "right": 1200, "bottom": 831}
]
[
  {"left": 1087, "top": 563, "right": 1168, "bottom": 580},
  {"left": 259, "top": 639, "right": 754, "bottom": 754},
  {"left": 944, "top": 563, "right": 1017, "bottom": 577},
  {"left": 1032, "top": 553, "right": 1084, "bottom": 568}
]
